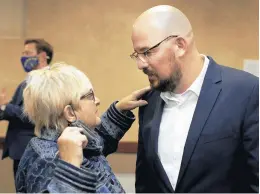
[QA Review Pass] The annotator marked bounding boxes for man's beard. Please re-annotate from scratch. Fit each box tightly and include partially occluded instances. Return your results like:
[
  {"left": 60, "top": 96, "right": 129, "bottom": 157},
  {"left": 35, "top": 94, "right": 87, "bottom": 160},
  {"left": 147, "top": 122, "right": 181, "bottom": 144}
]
[{"left": 143, "top": 66, "right": 182, "bottom": 92}]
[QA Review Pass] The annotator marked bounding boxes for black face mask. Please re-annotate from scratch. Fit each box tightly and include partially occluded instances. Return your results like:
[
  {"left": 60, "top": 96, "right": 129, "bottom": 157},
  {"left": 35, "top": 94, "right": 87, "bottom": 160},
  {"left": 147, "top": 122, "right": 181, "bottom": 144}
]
[{"left": 68, "top": 106, "right": 104, "bottom": 156}]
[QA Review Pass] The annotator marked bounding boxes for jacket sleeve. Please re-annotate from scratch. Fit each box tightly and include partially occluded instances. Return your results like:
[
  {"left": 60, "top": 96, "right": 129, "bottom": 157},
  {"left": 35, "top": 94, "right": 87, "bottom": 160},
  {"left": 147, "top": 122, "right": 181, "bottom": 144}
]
[
  {"left": 47, "top": 159, "right": 99, "bottom": 193},
  {"left": 0, "top": 81, "right": 30, "bottom": 123},
  {"left": 0, "top": 104, "right": 29, "bottom": 122},
  {"left": 242, "top": 81, "right": 259, "bottom": 192},
  {"left": 16, "top": 156, "right": 99, "bottom": 193},
  {"left": 96, "top": 102, "right": 135, "bottom": 156}
]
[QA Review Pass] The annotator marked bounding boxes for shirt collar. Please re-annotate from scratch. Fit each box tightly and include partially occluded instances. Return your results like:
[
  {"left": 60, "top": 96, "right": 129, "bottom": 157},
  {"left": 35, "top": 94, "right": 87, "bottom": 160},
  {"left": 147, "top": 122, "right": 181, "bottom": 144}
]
[
  {"left": 39, "top": 127, "right": 61, "bottom": 141},
  {"left": 187, "top": 55, "right": 209, "bottom": 96},
  {"left": 160, "top": 55, "right": 209, "bottom": 104}
]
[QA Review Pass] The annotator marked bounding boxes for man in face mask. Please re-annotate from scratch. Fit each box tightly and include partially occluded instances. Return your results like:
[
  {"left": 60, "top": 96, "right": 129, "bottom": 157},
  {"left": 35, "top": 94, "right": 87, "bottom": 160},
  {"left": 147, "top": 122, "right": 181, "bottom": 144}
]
[
  {"left": 0, "top": 39, "right": 53, "bottom": 180},
  {"left": 20, "top": 39, "right": 53, "bottom": 72}
]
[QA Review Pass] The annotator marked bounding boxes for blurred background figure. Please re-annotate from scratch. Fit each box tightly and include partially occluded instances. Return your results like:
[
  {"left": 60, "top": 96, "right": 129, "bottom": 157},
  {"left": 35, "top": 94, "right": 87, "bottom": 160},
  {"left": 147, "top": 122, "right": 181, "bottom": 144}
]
[{"left": 0, "top": 39, "right": 53, "bottom": 180}]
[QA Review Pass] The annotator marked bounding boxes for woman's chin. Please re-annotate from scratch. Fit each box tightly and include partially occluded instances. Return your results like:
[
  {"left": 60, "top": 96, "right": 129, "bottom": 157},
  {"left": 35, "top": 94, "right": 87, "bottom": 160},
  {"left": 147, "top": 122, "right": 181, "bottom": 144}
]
[{"left": 96, "top": 117, "right": 101, "bottom": 125}]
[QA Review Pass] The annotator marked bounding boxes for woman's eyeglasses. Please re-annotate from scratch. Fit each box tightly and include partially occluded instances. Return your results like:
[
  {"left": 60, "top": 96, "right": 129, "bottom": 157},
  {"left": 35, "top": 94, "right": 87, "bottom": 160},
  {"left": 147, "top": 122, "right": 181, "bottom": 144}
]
[{"left": 80, "top": 89, "right": 95, "bottom": 102}]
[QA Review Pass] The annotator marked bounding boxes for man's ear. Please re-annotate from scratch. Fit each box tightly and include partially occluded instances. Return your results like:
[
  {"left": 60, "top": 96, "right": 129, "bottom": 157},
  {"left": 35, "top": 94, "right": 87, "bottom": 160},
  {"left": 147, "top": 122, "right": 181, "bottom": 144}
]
[
  {"left": 63, "top": 105, "right": 77, "bottom": 122},
  {"left": 38, "top": 51, "right": 47, "bottom": 63},
  {"left": 175, "top": 37, "right": 187, "bottom": 57}
]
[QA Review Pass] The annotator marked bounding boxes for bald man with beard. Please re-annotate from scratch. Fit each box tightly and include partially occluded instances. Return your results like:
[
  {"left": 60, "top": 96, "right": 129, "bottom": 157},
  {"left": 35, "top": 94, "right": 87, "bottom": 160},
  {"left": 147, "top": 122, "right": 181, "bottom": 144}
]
[{"left": 130, "top": 5, "right": 259, "bottom": 193}]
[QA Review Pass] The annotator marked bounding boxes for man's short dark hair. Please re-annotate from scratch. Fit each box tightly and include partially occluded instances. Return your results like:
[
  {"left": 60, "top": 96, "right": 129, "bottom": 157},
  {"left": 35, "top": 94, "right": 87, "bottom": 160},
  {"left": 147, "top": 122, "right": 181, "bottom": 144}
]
[{"left": 24, "top": 39, "right": 53, "bottom": 64}]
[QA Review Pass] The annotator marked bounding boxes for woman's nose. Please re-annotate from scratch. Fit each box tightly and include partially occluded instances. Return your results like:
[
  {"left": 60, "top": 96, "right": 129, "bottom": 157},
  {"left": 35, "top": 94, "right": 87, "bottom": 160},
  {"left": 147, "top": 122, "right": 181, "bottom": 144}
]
[{"left": 95, "top": 97, "right": 100, "bottom": 106}]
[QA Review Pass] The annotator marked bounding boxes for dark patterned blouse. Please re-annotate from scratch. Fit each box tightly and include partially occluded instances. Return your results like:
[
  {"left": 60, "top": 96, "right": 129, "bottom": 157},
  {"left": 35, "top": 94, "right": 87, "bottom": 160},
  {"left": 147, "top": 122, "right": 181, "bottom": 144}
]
[{"left": 15, "top": 102, "right": 135, "bottom": 193}]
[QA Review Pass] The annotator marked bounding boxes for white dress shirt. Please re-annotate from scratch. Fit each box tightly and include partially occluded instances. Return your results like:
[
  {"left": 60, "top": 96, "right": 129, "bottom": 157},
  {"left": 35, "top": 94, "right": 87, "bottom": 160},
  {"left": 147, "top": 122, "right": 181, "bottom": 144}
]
[{"left": 158, "top": 55, "right": 209, "bottom": 190}]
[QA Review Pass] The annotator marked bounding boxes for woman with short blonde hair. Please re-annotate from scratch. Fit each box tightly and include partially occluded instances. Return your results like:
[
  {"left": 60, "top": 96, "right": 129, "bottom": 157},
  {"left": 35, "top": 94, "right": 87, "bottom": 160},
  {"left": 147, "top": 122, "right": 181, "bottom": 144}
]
[
  {"left": 16, "top": 62, "right": 150, "bottom": 193},
  {"left": 23, "top": 63, "right": 95, "bottom": 135}
]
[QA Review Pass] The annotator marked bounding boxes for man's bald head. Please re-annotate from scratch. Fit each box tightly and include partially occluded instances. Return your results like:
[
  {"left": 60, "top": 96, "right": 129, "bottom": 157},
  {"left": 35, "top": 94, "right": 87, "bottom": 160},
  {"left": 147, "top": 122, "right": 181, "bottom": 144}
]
[
  {"left": 131, "top": 5, "right": 202, "bottom": 94},
  {"left": 132, "top": 5, "right": 192, "bottom": 44}
]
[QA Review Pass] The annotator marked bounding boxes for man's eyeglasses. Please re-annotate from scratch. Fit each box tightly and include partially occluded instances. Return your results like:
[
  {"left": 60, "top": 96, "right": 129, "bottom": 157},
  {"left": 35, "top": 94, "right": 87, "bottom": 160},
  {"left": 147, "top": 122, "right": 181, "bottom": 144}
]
[
  {"left": 80, "top": 89, "right": 95, "bottom": 102},
  {"left": 130, "top": 35, "right": 178, "bottom": 63}
]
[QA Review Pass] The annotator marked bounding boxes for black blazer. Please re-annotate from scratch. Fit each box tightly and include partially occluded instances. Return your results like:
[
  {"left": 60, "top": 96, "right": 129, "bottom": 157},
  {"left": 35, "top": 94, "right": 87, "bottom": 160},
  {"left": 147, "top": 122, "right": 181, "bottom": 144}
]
[
  {"left": 0, "top": 81, "right": 35, "bottom": 160},
  {"left": 136, "top": 57, "right": 259, "bottom": 193}
]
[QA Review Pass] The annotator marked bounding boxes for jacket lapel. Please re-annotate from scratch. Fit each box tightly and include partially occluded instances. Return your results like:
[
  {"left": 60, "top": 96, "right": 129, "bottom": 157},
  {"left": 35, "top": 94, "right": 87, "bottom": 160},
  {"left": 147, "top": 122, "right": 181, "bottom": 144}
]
[
  {"left": 148, "top": 95, "right": 175, "bottom": 193},
  {"left": 149, "top": 96, "right": 164, "bottom": 152},
  {"left": 176, "top": 58, "right": 222, "bottom": 188}
]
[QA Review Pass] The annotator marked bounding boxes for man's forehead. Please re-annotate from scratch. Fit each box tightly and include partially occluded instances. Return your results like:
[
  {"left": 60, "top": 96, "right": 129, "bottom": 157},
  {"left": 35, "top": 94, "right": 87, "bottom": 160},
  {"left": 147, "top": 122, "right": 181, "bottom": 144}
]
[
  {"left": 24, "top": 43, "right": 36, "bottom": 51},
  {"left": 132, "top": 27, "right": 165, "bottom": 51}
]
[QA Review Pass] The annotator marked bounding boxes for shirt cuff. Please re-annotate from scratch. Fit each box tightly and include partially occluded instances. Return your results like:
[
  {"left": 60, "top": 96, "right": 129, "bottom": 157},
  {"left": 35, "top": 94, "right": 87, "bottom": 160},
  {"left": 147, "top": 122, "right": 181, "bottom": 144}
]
[{"left": 106, "top": 101, "right": 135, "bottom": 131}]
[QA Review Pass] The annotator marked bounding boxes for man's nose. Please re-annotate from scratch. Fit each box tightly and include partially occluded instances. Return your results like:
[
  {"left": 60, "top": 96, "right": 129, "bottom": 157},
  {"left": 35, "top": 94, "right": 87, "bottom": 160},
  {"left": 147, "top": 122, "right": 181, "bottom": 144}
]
[{"left": 137, "top": 59, "right": 149, "bottom": 70}]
